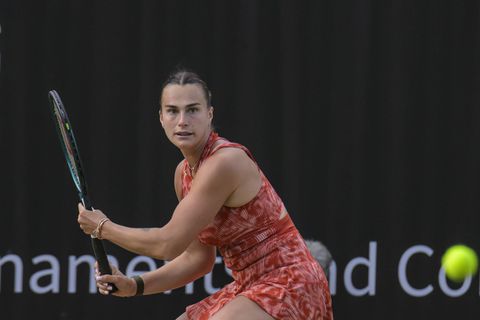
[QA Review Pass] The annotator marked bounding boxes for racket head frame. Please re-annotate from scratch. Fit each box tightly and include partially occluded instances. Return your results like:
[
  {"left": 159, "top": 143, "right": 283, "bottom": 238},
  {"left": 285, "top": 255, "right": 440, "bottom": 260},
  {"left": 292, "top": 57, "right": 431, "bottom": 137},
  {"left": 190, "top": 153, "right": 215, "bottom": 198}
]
[
  {"left": 48, "top": 90, "right": 92, "bottom": 208},
  {"left": 48, "top": 89, "right": 116, "bottom": 290}
]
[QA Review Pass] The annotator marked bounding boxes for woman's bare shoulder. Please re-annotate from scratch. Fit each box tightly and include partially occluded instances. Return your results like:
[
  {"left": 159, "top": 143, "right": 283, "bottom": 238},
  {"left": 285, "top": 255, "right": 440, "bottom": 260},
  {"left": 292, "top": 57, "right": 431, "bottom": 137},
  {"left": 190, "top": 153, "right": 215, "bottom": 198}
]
[{"left": 199, "top": 146, "right": 258, "bottom": 187}]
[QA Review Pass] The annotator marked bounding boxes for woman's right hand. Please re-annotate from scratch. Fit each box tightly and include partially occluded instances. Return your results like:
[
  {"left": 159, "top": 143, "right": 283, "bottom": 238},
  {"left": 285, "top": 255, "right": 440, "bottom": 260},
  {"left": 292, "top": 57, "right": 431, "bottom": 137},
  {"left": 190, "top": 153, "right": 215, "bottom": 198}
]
[{"left": 95, "top": 262, "right": 136, "bottom": 297}]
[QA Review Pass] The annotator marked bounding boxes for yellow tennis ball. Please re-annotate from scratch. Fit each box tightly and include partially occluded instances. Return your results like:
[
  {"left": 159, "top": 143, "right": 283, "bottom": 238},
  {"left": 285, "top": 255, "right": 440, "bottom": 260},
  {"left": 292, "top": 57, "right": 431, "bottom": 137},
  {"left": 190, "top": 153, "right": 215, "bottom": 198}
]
[{"left": 441, "top": 244, "right": 478, "bottom": 282}]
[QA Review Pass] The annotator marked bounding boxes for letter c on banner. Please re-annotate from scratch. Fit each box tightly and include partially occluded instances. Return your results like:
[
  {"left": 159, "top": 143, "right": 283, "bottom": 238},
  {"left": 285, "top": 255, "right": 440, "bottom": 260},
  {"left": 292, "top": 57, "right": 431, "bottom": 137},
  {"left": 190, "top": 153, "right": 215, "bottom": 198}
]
[{"left": 398, "top": 245, "right": 433, "bottom": 297}]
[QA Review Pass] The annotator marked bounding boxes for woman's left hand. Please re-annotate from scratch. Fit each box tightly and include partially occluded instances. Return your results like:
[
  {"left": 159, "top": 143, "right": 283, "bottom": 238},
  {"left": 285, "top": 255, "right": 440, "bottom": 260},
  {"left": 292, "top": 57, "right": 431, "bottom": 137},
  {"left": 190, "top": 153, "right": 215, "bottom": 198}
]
[{"left": 77, "top": 203, "right": 108, "bottom": 236}]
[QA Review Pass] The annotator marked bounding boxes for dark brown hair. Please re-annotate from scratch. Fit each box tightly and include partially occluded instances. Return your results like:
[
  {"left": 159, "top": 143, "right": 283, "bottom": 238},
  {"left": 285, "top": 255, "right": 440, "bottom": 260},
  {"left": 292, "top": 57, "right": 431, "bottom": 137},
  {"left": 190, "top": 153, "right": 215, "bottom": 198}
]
[{"left": 160, "top": 68, "right": 212, "bottom": 106}]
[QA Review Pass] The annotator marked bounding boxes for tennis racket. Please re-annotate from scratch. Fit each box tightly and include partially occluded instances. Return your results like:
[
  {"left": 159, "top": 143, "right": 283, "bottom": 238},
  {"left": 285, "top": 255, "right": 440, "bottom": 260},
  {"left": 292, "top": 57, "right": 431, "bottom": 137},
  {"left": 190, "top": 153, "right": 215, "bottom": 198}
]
[{"left": 48, "top": 90, "right": 117, "bottom": 292}]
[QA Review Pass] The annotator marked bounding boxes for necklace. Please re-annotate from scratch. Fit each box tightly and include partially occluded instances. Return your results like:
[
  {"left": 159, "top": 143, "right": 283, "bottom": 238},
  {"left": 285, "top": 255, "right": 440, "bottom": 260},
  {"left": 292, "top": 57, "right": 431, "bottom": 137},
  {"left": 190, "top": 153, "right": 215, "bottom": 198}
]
[
  {"left": 189, "top": 162, "right": 197, "bottom": 174},
  {"left": 185, "top": 132, "right": 217, "bottom": 177},
  {"left": 188, "top": 158, "right": 200, "bottom": 176}
]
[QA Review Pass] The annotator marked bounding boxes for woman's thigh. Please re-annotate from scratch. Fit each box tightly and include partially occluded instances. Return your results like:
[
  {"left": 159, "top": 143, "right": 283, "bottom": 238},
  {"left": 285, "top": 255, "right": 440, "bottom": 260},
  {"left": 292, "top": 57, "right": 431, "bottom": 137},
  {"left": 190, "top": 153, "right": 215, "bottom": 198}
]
[
  {"left": 210, "top": 296, "right": 275, "bottom": 320},
  {"left": 176, "top": 312, "right": 188, "bottom": 320}
]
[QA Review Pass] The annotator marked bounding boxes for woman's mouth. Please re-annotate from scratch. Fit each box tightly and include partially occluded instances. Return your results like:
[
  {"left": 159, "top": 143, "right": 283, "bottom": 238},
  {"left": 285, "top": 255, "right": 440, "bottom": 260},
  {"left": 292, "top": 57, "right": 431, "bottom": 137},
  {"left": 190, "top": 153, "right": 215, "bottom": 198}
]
[{"left": 175, "top": 131, "right": 193, "bottom": 137}]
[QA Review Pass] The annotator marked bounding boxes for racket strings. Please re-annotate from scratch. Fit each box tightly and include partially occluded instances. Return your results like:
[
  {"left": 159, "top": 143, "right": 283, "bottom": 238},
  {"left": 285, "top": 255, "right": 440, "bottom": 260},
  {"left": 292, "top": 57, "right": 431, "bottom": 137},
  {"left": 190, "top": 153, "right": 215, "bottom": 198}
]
[{"left": 53, "top": 106, "right": 82, "bottom": 192}]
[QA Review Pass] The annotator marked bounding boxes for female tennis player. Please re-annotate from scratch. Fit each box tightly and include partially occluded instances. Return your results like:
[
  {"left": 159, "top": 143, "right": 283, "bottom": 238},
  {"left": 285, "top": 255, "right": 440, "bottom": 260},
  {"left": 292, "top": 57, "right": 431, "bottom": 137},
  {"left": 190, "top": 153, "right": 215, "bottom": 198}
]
[{"left": 77, "top": 69, "right": 333, "bottom": 319}]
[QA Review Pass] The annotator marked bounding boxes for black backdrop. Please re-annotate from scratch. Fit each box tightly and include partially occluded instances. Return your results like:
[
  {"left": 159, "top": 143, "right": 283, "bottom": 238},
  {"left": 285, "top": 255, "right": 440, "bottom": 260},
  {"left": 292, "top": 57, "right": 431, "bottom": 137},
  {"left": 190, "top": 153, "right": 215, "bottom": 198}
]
[{"left": 1, "top": 1, "right": 480, "bottom": 319}]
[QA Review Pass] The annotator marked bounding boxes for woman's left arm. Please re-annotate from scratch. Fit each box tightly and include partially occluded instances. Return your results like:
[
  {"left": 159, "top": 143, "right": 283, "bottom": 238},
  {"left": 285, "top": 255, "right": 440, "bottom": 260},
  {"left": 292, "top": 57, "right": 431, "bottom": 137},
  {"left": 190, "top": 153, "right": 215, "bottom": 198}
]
[{"left": 77, "top": 149, "right": 246, "bottom": 260}]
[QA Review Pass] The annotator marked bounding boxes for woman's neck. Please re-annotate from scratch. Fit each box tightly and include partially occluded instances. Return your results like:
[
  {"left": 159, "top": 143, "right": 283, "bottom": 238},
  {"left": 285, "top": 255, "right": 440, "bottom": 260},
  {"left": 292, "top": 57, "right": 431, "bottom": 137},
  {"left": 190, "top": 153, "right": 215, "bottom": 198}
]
[{"left": 182, "top": 131, "right": 212, "bottom": 170}]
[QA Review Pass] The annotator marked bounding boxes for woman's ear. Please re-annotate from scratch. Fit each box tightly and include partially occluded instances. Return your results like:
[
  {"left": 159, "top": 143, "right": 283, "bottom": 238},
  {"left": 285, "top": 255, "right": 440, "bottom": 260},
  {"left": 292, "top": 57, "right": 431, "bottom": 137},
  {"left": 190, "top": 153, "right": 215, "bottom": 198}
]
[
  {"left": 209, "top": 106, "right": 214, "bottom": 121},
  {"left": 159, "top": 109, "right": 164, "bottom": 127}
]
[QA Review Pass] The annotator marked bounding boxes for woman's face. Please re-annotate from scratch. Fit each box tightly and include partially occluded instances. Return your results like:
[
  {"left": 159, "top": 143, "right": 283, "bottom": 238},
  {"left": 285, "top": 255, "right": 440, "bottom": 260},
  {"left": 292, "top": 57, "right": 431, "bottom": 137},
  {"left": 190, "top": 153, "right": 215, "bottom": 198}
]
[{"left": 159, "top": 84, "right": 213, "bottom": 151}]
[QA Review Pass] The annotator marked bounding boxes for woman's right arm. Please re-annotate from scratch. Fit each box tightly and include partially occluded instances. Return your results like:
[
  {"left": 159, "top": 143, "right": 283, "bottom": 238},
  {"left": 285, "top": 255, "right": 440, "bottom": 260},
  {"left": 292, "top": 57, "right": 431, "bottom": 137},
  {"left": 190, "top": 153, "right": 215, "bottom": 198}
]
[
  {"left": 141, "top": 238, "right": 216, "bottom": 295},
  {"left": 98, "top": 238, "right": 216, "bottom": 296}
]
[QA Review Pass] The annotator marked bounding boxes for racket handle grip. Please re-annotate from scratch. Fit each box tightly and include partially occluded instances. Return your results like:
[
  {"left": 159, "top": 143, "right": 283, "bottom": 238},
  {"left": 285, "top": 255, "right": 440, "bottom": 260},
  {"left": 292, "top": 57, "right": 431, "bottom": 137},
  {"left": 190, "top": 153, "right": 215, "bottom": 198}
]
[
  {"left": 82, "top": 196, "right": 117, "bottom": 292},
  {"left": 91, "top": 237, "right": 118, "bottom": 293}
]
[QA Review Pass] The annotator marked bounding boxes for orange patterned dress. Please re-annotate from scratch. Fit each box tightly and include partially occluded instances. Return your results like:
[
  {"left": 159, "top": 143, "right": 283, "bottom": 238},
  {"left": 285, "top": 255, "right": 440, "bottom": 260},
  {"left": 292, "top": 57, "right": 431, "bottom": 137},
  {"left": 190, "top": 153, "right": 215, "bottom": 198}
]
[{"left": 183, "top": 133, "right": 333, "bottom": 320}]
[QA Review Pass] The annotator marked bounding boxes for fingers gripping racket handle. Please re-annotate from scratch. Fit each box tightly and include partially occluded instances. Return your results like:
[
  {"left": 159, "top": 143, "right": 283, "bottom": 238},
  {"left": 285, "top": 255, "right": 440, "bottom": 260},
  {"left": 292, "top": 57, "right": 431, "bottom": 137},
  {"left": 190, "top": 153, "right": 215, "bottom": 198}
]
[
  {"left": 91, "top": 237, "right": 118, "bottom": 293},
  {"left": 82, "top": 196, "right": 118, "bottom": 293}
]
